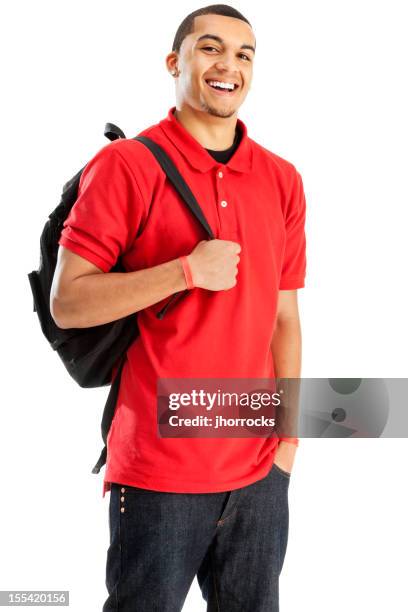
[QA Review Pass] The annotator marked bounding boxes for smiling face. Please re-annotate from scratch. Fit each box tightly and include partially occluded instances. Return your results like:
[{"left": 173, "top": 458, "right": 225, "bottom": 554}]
[{"left": 166, "top": 13, "right": 255, "bottom": 119}]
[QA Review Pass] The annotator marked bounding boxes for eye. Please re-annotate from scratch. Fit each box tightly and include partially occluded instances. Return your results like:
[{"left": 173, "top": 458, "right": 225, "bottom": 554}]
[
  {"left": 202, "top": 46, "right": 219, "bottom": 52},
  {"left": 239, "top": 53, "right": 251, "bottom": 62}
]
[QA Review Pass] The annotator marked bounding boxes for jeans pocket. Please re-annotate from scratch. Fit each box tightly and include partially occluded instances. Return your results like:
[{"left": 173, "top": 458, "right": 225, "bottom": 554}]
[{"left": 272, "top": 462, "right": 291, "bottom": 479}]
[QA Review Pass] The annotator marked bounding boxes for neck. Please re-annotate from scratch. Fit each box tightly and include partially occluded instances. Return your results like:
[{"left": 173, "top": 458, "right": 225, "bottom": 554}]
[{"left": 173, "top": 104, "right": 238, "bottom": 151}]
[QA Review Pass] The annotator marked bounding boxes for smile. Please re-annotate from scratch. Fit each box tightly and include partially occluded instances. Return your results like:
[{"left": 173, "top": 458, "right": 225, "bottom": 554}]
[{"left": 204, "top": 79, "right": 240, "bottom": 96}]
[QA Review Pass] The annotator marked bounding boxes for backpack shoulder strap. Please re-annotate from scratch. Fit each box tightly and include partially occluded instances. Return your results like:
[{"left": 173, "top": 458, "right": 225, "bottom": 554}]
[
  {"left": 134, "top": 136, "right": 215, "bottom": 240},
  {"left": 91, "top": 352, "right": 127, "bottom": 474},
  {"left": 133, "top": 135, "right": 215, "bottom": 319}
]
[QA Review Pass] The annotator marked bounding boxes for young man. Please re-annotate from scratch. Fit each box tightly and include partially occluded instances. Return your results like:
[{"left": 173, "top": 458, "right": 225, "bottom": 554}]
[{"left": 51, "top": 4, "right": 306, "bottom": 611}]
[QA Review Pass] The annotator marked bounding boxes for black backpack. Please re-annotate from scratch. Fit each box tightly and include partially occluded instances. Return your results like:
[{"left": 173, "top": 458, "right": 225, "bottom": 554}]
[{"left": 28, "top": 122, "right": 214, "bottom": 474}]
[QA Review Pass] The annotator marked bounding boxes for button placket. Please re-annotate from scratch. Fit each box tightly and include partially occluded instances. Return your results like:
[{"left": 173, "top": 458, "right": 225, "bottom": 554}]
[
  {"left": 216, "top": 165, "right": 228, "bottom": 213},
  {"left": 214, "top": 166, "right": 237, "bottom": 237},
  {"left": 120, "top": 486, "right": 126, "bottom": 513}
]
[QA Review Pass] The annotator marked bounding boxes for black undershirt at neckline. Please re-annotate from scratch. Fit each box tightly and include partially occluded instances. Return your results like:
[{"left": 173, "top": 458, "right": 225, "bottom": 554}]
[{"left": 205, "top": 125, "right": 242, "bottom": 164}]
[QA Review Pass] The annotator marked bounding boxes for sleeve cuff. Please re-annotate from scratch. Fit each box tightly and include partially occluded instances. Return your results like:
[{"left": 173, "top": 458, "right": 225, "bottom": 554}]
[
  {"left": 58, "top": 236, "right": 111, "bottom": 273},
  {"left": 279, "top": 277, "right": 305, "bottom": 290}
]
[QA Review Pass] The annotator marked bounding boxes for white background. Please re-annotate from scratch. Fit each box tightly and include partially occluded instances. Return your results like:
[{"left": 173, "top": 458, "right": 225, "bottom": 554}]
[{"left": 1, "top": 0, "right": 408, "bottom": 610}]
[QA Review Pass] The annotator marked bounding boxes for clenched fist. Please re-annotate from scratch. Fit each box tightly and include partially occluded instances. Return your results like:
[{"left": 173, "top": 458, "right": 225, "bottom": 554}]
[{"left": 186, "top": 239, "right": 241, "bottom": 291}]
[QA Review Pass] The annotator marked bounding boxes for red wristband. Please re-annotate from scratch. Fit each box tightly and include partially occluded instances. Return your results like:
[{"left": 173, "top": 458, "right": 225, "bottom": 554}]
[
  {"left": 278, "top": 437, "right": 299, "bottom": 447},
  {"left": 179, "top": 255, "right": 195, "bottom": 289}
]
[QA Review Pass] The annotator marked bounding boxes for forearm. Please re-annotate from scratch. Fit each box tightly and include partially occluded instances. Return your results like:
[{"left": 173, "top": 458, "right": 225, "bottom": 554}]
[
  {"left": 52, "top": 257, "right": 187, "bottom": 329},
  {"left": 271, "top": 317, "right": 302, "bottom": 378},
  {"left": 271, "top": 317, "right": 302, "bottom": 447}
]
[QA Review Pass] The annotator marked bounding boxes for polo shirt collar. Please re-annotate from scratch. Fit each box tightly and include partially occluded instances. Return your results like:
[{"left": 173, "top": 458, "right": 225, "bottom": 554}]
[{"left": 158, "top": 106, "right": 253, "bottom": 173}]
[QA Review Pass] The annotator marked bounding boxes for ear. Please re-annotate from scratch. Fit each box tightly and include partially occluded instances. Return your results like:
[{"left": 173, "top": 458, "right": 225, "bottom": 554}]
[{"left": 165, "top": 52, "right": 179, "bottom": 76}]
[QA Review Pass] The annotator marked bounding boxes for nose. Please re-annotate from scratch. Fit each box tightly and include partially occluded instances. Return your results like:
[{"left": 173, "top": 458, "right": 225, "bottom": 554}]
[
  {"left": 213, "top": 63, "right": 240, "bottom": 84},
  {"left": 213, "top": 50, "right": 240, "bottom": 73}
]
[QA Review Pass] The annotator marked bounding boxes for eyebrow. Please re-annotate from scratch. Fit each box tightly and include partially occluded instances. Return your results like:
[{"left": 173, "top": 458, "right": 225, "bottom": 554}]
[{"left": 196, "top": 34, "right": 256, "bottom": 54}]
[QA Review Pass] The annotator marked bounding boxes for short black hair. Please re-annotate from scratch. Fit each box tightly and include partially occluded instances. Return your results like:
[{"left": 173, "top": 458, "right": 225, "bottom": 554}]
[{"left": 172, "top": 4, "right": 252, "bottom": 53}]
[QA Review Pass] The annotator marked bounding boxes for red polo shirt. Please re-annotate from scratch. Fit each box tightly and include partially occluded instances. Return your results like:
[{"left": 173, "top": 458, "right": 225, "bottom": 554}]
[{"left": 58, "top": 107, "right": 306, "bottom": 496}]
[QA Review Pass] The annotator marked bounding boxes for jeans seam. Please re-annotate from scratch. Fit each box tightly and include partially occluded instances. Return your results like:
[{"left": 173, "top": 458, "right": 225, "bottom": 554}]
[{"left": 210, "top": 545, "right": 221, "bottom": 612}]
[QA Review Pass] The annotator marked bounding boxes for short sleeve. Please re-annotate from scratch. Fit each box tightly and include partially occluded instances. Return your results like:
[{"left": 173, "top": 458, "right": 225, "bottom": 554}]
[
  {"left": 279, "top": 169, "right": 307, "bottom": 289},
  {"left": 58, "top": 144, "right": 146, "bottom": 272}
]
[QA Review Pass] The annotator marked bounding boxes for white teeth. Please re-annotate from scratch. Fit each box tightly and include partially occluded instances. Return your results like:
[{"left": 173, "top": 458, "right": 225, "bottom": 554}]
[{"left": 207, "top": 80, "right": 235, "bottom": 91}]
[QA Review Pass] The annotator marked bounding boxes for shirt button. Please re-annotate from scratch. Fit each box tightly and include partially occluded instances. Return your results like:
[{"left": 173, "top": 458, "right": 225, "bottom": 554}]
[
  {"left": 220, "top": 200, "right": 228, "bottom": 207},
  {"left": 218, "top": 171, "right": 223, "bottom": 178}
]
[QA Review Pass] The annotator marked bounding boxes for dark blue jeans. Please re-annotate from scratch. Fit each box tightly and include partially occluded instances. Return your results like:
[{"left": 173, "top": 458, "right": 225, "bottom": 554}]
[{"left": 102, "top": 463, "right": 291, "bottom": 611}]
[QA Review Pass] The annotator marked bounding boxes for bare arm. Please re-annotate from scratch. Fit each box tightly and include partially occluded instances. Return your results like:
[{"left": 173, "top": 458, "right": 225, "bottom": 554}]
[
  {"left": 271, "top": 289, "right": 302, "bottom": 472},
  {"left": 50, "top": 246, "right": 187, "bottom": 329},
  {"left": 271, "top": 290, "right": 302, "bottom": 377},
  {"left": 50, "top": 239, "right": 241, "bottom": 329}
]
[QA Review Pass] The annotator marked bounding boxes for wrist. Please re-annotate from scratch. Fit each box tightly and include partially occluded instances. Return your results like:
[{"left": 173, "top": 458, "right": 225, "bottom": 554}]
[
  {"left": 173, "top": 257, "right": 190, "bottom": 292},
  {"left": 179, "top": 255, "right": 195, "bottom": 289},
  {"left": 275, "top": 440, "right": 297, "bottom": 472},
  {"left": 279, "top": 437, "right": 299, "bottom": 447}
]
